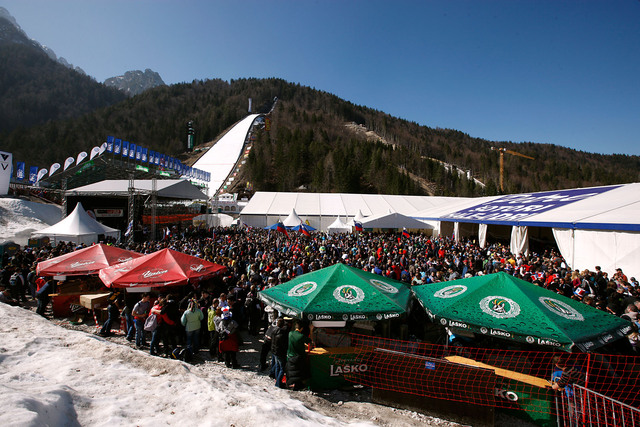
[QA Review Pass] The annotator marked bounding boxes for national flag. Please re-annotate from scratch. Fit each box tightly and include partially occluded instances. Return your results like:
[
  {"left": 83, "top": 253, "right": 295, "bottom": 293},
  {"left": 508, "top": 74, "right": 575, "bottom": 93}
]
[
  {"left": 125, "top": 220, "right": 133, "bottom": 237},
  {"left": 402, "top": 228, "right": 410, "bottom": 238},
  {"left": 164, "top": 227, "right": 171, "bottom": 240},
  {"left": 299, "top": 222, "right": 311, "bottom": 237},
  {"left": 276, "top": 222, "right": 289, "bottom": 238},
  {"left": 354, "top": 221, "right": 363, "bottom": 232}
]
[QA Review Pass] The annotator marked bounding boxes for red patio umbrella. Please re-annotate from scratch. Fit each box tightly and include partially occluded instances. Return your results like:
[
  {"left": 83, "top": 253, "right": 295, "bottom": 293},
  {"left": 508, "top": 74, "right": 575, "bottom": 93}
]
[
  {"left": 36, "top": 243, "right": 143, "bottom": 276},
  {"left": 98, "top": 248, "right": 227, "bottom": 288}
]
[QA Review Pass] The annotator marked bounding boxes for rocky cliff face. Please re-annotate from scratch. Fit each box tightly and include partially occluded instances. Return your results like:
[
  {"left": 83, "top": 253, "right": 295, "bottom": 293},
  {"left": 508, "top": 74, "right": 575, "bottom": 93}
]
[{"left": 104, "top": 69, "right": 165, "bottom": 96}]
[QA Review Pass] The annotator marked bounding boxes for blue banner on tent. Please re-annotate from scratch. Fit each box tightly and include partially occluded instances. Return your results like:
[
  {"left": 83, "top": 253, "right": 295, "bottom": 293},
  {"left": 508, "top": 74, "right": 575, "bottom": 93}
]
[{"left": 443, "top": 185, "right": 621, "bottom": 223}]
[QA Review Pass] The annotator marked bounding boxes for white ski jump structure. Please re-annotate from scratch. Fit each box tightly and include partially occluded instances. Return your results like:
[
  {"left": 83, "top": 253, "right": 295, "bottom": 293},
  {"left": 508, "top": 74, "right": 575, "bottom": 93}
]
[{"left": 187, "top": 113, "right": 262, "bottom": 198}]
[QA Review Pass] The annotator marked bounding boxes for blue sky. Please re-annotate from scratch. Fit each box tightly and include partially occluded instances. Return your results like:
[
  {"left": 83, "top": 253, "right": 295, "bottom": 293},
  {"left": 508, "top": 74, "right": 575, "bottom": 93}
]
[{"left": 3, "top": 0, "right": 640, "bottom": 155}]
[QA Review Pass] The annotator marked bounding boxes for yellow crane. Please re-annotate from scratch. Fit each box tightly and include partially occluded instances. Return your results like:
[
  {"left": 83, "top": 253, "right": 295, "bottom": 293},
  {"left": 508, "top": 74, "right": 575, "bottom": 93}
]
[{"left": 490, "top": 147, "right": 534, "bottom": 193}]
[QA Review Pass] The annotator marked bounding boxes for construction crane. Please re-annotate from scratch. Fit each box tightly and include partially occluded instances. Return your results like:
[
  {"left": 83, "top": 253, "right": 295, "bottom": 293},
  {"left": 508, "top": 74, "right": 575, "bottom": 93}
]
[{"left": 490, "top": 147, "right": 534, "bottom": 193}]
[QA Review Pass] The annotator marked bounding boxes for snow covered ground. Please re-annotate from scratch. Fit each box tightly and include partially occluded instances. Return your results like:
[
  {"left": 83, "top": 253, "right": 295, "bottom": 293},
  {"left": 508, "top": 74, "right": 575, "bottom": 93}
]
[
  {"left": 0, "top": 197, "right": 62, "bottom": 246},
  {"left": 0, "top": 303, "right": 375, "bottom": 427}
]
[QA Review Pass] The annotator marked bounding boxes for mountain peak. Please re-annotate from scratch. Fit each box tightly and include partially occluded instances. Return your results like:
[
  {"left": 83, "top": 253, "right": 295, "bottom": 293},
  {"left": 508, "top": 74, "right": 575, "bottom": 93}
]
[{"left": 104, "top": 68, "right": 165, "bottom": 96}]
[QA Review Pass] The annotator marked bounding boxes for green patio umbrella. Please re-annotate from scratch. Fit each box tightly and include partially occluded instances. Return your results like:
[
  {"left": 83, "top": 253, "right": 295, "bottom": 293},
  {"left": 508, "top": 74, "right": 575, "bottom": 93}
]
[
  {"left": 412, "top": 272, "right": 632, "bottom": 352},
  {"left": 258, "top": 264, "right": 412, "bottom": 321}
]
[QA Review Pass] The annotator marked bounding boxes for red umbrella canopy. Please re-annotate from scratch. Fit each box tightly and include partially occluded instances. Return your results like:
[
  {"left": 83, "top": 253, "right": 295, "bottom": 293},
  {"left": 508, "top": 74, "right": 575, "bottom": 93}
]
[
  {"left": 98, "top": 248, "right": 227, "bottom": 288},
  {"left": 36, "top": 243, "right": 143, "bottom": 276}
]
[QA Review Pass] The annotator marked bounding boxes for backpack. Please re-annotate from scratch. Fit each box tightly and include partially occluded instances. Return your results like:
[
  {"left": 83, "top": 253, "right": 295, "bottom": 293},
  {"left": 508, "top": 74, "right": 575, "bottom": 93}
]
[
  {"left": 9, "top": 272, "right": 21, "bottom": 287},
  {"left": 144, "top": 313, "right": 158, "bottom": 331}
]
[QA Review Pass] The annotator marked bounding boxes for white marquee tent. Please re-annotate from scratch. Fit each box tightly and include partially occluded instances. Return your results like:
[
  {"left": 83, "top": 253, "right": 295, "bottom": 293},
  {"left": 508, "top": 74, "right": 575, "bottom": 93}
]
[
  {"left": 240, "top": 192, "right": 459, "bottom": 231},
  {"left": 413, "top": 183, "right": 640, "bottom": 276},
  {"left": 32, "top": 202, "right": 120, "bottom": 245},
  {"left": 282, "top": 208, "right": 303, "bottom": 228},
  {"left": 239, "top": 185, "right": 640, "bottom": 276},
  {"left": 327, "top": 217, "right": 351, "bottom": 234}
]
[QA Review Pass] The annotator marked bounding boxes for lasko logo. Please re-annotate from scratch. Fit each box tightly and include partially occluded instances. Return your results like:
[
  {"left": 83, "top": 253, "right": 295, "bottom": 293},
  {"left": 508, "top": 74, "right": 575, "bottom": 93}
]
[
  {"left": 142, "top": 268, "right": 168, "bottom": 278},
  {"left": 369, "top": 279, "right": 398, "bottom": 294},
  {"left": 330, "top": 363, "right": 368, "bottom": 377},
  {"left": 479, "top": 296, "right": 521, "bottom": 319},
  {"left": 333, "top": 285, "right": 365, "bottom": 304},
  {"left": 288, "top": 281, "right": 317, "bottom": 297},
  {"left": 434, "top": 285, "right": 467, "bottom": 299},
  {"left": 538, "top": 297, "right": 584, "bottom": 321}
]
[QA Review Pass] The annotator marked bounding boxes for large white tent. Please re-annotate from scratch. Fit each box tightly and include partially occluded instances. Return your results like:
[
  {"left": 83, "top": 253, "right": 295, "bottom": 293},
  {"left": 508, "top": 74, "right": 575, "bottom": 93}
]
[
  {"left": 32, "top": 202, "right": 120, "bottom": 245},
  {"left": 413, "top": 183, "right": 640, "bottom": 276},
  {"left": 239, "top": 185, "right": 640, "bottom": 277},
  {"left": 66, "top": 179, "right": 208, "bottom": 200},
  {"left": 240, "top": 192, "right": 459, "bottom": 231}
]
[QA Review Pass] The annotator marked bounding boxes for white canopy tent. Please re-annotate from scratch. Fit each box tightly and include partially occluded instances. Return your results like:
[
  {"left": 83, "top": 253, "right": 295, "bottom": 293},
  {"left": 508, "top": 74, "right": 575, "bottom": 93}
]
[
  {"left": 282, "top": 208, "right": 303, "bottom": 228},
  {"left": 327, "top": 217, "right": 351, "bottom": 234},
  {"left": 32, "top": 202, "right": 120, "bottom": 245},
  {"left": 192, "top": 213, "right": 235, "bottom": 228}
]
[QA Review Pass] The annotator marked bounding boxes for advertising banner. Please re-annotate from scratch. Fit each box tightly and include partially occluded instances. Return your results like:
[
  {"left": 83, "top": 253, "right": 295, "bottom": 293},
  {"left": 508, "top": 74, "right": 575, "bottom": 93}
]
[
  {"left": 63, "top": 156, "right": 75, "bottom": 171},
  {"left": 0, "top": 151, "right": 12, "bottom": 195},
  {"left": 36, "top": 168, "right": 48, "bottom": 183},
  {"left": 49, "top": 162, "right": 61, "bottom": 177},
  {"left": 76, "top": 151, "right": 88, "bottom": 165},
  {"left": 99, "top": 142, "right": 107, "bottom": 155},
  {"left": 106, "top": 136, "right": 114, "bottom": 153},
  {"left": 142, "top": 147, "right": 148, "bottom": 163},
  {"left": 443, "top": 186, "right": 620, "bottom": 224},
  {"left": 136, "top": 146, "right": 142, "bottom": 161},
  {"left": 90, "top": 146, "right": 101, "bottom": 160},
  {"left": 122, "top": 141, "right": 129, "bottom": 158},
  {"left": 29, "top": 166, "right": 38, "bottom": 184},
  {"left": 129, "top": 143, "right": 136, "bottom": 159},
  {"left": 16, "top": 161, "right": 25, "bottom": 181},
  {"left": 114, "top": 139, "right": 121, "bottom": 155}
]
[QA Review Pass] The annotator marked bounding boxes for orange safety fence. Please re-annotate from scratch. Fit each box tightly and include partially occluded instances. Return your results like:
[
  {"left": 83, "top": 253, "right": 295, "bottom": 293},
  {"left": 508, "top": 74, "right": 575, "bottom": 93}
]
[
  {"left": 329, "top": 333, "right": 640, "bottom": 416},
  {"left": 142, "top": 214, "right": 199, "bottom": 225}
]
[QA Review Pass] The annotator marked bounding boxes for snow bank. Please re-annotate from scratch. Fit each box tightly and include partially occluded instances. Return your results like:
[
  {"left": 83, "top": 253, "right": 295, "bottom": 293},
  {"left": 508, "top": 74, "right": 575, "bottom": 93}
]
[
  {"left": 0, "top": 198, "right": 62, "bottom": 245},
  {"left": 0, "top": 304, "right": 371, "bottom": 427}
]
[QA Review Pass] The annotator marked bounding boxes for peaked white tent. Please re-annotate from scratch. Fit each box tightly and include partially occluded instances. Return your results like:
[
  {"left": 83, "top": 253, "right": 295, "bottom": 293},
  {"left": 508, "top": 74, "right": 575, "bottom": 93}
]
[
  {"left": 361, "top": 212, "right": 433, "bottom": 231},
  {"left": 327, "top": 217, "right": 351, "bottom": 234},
  {"left": 32, "top": 202, "right": 120, "bottom": 245},
  {"left": 282, "top": 208, "right": 303, "bottom": 228},
  {"left": 348, "top": 209, "right": 367, "bottom": 226}
]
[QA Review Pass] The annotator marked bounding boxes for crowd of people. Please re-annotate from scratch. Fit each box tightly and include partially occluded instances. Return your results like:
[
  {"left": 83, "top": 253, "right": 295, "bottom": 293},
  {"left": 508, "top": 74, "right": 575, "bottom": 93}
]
[{"left": 1, "top": 225, "right": 639, "bottom": 390}]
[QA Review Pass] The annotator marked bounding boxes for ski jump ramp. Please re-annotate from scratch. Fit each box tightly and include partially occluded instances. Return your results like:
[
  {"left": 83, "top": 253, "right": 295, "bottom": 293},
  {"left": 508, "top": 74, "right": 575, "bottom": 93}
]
[{"left": 189, "top": 114, "right": 261, "bottom": 198}]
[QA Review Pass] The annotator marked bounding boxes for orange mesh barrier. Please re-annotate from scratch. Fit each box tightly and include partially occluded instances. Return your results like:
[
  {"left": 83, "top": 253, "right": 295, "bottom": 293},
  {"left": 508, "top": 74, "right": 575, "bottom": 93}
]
[{"left": 329, "top": 333, "right": 640, "bottom": 417}]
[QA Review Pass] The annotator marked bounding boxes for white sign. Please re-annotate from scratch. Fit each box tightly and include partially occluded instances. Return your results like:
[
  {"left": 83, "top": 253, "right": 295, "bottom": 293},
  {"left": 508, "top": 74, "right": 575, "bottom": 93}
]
[{"left": 0, "top": 151, "right": 11, "bottom": 195}]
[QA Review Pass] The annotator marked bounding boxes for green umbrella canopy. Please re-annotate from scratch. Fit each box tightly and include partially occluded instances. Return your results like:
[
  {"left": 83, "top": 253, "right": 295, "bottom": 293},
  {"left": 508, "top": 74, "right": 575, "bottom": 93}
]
[
  {"left": 412, "top": 272, "right": 633, "bottom": 352},
  {"left": 258, "top": 263, "right": 412, "bottom": 321}
]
